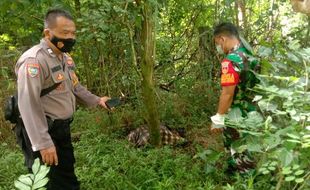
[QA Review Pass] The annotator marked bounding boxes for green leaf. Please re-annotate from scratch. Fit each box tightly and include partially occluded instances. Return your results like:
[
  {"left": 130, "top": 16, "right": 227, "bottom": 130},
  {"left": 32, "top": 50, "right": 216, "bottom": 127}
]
[
  {"left": 14, "top": 180, "right": 31, "bottom": 190},
  {"left": 18, "top": 175, "right": 33, "bottom": 186},
  {"left": 270, "top": 161, "right": 277, "bottom": 167},
  {"left": 282, "top": 169, "right": 292, "bottom": 175},
  {"left": 244, "top": 111, "right": 264, "bottom": 127},
  {"left": 258, "top": 46, "right": 272, "bottom": 57},
  {"left": 287, "top": 52, "right": 300, "bottom": 62},
  {"left": 236, "top": 145, "right": 247, "bottom": 153},
  {"left": 302, "top": 135, "right": 310, "bottom": 139},
  {"left": 278, "top": 149, "right": 294, "bottom": 167},
  {"left": 288, "top": 40, "right": 301, "bottom": 50},
  {"left": 264, "top": 116, "right": 272, "bottom": 129},
  {"left": 287, "top": 133, "right": 300, "bottom": 139},
  {"left": 252, "top": 95, "right": 263, "bottom": 102},
  {"left": 292, "top": 165, "right": 300, "bottom": 170},
  {"left": 268, "top": 166, "right": 276, "bottom": 171},
  {"left": 204, "top": 164, "right": 216, "bottom": 175},
  {"left": 76, "top": 18, "right": 83, "bottom": 22},
  {"left": 226, "top": 107, "right": 243, "bottom": 123},
  {"left": 302, "top": 143, "right": 310, "bottom": 148},
  {"left": 240, "top": 130, "right": 263, "bottom": 137},
  {"left": 263, "top": 135, "right": 281, "bottom": 151},
  {"left": 32, "top": 178, "right": 49, "bottom": 189},
  {"left": 295, "top": 178, "right": 304, "bottom": 183},
  {"left": 258, "top": 100, "right": 278, "bottom": 112},
  {"left": 32, "top": 158, "right": 40, "bottom": 175},
  {"left": 34, "top": 165, "right": 50, "bottom": 184},
  {"left": 262, "top": 170, "right": 270, "bottom": 175},
  {"left": 286, "top": 139, "right": 301, "bottom": 144},
  {"left": 195, "top": 151, "right": 207, "bottom": 161},
  {"left": 294, "top": 170, "right": 304, "bottom": 176},
  {"left": 247, "top": 142, "right": 263, "bottom": 152},
  {"left": 285, "top": 176, "right": 295, "bottom": 182}
]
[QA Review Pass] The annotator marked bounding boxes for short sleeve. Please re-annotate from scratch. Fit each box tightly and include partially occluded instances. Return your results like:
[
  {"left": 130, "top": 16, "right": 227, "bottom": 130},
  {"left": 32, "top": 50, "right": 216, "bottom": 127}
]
[{"left": 220, "top": 59, "right": 240, "bottom": 86}]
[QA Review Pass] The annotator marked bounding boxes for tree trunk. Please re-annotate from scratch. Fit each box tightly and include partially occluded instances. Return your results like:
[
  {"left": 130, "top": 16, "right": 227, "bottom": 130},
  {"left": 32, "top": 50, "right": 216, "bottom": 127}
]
[
  {"left": 268, "top": 0, "right": 275, "bottom": 33},
  {"left": 239, "top": 0, "right": 247, "bottom": 36},
  {"left": 307, "top": 16, "right": 310, "bottom": 46},
  {"left": 139, "top": 0, "right": 161, "bottom": 146},
  {"left": 198, "top": 26, "right": 211, "bottom": 79},
  {"left": 214, "top": 0, "right": 219, "bottom": 23},
  {"left": 234, "top": 0, "right": 239, "bottom": 27},
  {"left": 235, "top": 0, "right": 247, "bottom": 35}
]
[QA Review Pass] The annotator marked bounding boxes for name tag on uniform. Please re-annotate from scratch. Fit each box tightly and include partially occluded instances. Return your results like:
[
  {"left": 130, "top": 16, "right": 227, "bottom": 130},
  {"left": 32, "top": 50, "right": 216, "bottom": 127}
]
[{"left": 51, "top": 65, "right": 62, "bottom": 73}]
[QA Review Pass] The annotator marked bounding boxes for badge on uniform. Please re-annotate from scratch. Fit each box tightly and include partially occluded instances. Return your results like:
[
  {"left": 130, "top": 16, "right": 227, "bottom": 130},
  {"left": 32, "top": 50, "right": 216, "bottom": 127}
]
[
  {"left": 47, "top": 48, "right": 54, "bottom": 55},
  {"left": 221, "top": 61, "right": 230, "bottom": 74},
  {"left": 27, "top": 63, "right": 40, "bottom": 78},
  {"left": 57, "top": 73, "right": 64, "bottom": 80}
]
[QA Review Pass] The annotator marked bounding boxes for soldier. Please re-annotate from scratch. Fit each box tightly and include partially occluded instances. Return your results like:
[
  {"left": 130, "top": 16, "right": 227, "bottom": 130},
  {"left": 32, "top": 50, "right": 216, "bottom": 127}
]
[
  {"left": 15, "top": 9, "right": 110, "bottom": 189},
  {"left": 210, "top": 23, "right": 260, "bottom": 174}
]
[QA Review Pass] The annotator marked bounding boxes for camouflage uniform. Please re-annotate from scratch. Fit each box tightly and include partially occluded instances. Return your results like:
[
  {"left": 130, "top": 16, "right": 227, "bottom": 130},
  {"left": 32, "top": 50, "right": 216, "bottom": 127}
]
[{"left": 220, "top": 44, "right": 260, "bottom": 173}]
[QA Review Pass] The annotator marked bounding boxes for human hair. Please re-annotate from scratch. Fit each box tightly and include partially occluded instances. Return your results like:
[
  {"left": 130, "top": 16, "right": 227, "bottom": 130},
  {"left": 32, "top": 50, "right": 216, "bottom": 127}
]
[
  {"left": 213, "top": 22, "right": 239, "bottom": 38},
  {"left": 44, "top": 9, "right": 73, "bottom": 29}
]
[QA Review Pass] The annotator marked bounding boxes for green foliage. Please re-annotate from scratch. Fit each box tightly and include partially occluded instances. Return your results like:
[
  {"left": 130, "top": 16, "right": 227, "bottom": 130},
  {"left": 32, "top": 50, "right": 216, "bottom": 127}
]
[
  {"left": 72, "top": 109, "right": 218, "bottom": 189},
  {"left": 281, "top": 165, "right": 305, "bottom": 183},
  {"left": 194, "top": 148, "right": 224, "bottom": 176},
  {"left": 0, "top": 146, "right": 24, "bottom": 189},
  {"left": 14, "top": 158, "right": 50, "bottom": 190},
  {"left": 223, "top": 43, "right": 310, "bottom": 189}
]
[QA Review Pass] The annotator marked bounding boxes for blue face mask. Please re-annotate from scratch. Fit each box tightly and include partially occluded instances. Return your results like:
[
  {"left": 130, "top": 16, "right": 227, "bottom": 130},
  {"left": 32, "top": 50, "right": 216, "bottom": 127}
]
[{"left": 216, "top": 44, "right": 224, "bottom": 54}]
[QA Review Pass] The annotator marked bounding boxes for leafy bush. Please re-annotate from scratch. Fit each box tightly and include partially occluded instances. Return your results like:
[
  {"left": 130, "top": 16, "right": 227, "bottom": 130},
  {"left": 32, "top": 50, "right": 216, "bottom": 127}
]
[{"left": 221, "top": 44, "right": 310, "bottom": 190}]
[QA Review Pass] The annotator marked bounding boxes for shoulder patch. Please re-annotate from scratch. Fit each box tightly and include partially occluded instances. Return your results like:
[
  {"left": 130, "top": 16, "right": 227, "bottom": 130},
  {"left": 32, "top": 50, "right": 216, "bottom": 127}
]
[
  {"left": 67, "top": 57, "right": 74, "bottom": 66},
  {"left": 27, "top": 63, "right": 40, "bottom": 78},
  {"left": 221, "top": 60, "right": 230, "bottom": 74},
  {"left": 70, "top": 71, "right": 79, "bottom": 87}
]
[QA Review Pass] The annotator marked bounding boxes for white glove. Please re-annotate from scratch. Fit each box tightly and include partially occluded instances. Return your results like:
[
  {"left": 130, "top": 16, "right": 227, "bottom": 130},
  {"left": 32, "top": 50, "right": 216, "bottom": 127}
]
[{"left": 210, "top": 113, "right": 225, "bottom": 129}]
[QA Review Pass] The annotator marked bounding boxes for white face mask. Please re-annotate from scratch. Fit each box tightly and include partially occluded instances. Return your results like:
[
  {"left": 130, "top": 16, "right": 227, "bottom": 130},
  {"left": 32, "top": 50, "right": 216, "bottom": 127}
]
[{"left": 216, "top": 44, "right": 224, "bottom": 54}]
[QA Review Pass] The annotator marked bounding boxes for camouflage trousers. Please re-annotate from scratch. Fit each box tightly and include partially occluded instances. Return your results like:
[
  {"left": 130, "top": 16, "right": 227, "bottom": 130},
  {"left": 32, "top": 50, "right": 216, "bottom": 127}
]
[{"left": 223, "top": 127, "right": 256, "bottom": 174}]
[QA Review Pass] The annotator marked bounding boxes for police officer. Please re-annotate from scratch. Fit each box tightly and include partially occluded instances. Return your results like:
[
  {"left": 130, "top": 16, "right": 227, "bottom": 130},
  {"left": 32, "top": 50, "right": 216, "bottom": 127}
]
[
  {"left": 15, "top": 9, "right": 110, "bottom": 189},
  {"left": 210, "top": 23, "right": 260, "bottom": 174}
]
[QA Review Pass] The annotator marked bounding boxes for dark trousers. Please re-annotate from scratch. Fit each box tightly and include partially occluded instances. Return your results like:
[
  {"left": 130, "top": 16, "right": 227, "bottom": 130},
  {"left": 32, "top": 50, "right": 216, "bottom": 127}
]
[{"left": 15, "top": 118, "right": 80, "bottom": 190}]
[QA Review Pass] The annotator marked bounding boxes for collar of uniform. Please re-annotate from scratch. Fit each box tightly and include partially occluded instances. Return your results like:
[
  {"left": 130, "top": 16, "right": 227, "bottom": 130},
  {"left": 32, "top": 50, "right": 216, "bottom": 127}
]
[
  {"left": 40, "top": 39, "right": 63, "bottom": 58},
  {"left": 228, "top": 43, "right": 241, "bottom": 54}
]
